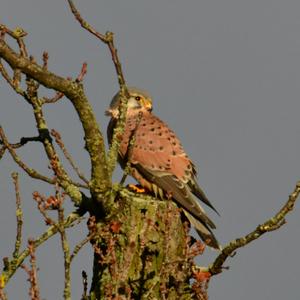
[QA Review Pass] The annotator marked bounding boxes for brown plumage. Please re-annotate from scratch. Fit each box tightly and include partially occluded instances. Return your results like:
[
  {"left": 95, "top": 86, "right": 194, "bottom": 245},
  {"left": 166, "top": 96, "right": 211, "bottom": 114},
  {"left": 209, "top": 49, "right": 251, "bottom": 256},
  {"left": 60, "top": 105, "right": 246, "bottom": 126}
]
[{"left": 106, "top": 87, "right": 221, "bottom": 250}]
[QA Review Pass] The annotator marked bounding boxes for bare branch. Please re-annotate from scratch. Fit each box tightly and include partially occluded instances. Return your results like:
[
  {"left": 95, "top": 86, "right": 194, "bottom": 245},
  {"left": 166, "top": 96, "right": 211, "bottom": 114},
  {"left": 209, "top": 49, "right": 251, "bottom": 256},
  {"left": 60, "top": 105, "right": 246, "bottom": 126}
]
[
  {"left": 1, "top": 129, "right": 88, "bottom": 190},
  {"left": 56, "top": 192, "right": 71, "bottom": 300},
  {"left": 0, "top": 33, "right": 110, "bottom": 202},
  {"left": 66, "top": 0, "right": 128, "bottom": 88},
  {"left": 42, "top": 91, "right": 64, "bottom": 104},
  {"left": 0, "top": 36, "right": 86, "bottom": 202},
  {"left": 0, "top": 25, "right": 29, "bottom": 97},
  {"left": 0, "top": 146, "right": 6, "bottom": 160},
  {"left": 14, "top": 29, "right": 28, "bottom": 58},
  {"left": 0, "top": 25, "right": 28, "bottom": 59},
  {"left": 76, "top": 62, "right": 88, "bottom": 83},
  {"left": 70, "top": 235, "right": 93, "bottom": 262},
  {"left": 11, "top": 172, "right": 23, "bottom": 260},
  {"left": 0, "top": 60, "right": 26, "bottom": 97},
  {"left": 0, "top": 127, "right": 55, "bottom": 184},
  {"left": 25, "top": 76, "right": 71, "bottom": 184},
  {"left": 209, "top": 181, "right": 300, "bottom": 275},
  {"left": 42, "top": 51, "right": 48, "bottom": 70},
  {"left": 65, "top": 1, "right": 131, "bottom": 178},
  {"left": 32, "top": 191, "right": 58, "bottom": 226},
  {"left": 0, "top": 212, "right": 83, "bottom": 288},
  {"left": 21, "top": 240, "right": 41, "bottom": 300},
  {"left": 51, "top": 129, "right": 89, "bottom": 185},
  {"left": 42, "top": 62, "right": 87, "bottom": 104}
]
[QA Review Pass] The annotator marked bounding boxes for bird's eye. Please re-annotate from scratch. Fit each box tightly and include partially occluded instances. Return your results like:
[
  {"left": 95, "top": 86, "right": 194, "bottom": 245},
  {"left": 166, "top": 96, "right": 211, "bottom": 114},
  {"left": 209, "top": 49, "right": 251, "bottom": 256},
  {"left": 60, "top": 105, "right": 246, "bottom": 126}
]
[{"left": 135, "top": 96, "right": 141, "bottom": 101}]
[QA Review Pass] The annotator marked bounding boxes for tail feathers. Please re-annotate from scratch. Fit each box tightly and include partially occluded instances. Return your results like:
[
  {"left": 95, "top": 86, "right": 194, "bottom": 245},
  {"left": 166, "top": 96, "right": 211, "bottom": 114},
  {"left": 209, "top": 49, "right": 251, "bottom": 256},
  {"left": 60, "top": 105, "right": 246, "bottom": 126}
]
[
  {"left": 184, "top": 211, "right": 221, "bottom": 251},
  {"left": 188, "top": 180, "right": 220, "bottom": 216}
]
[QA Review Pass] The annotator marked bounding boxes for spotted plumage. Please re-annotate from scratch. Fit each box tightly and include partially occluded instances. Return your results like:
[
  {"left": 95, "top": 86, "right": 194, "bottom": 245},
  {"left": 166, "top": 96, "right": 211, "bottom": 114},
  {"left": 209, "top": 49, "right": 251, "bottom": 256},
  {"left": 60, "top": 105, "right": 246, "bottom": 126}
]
[{"left": 106, "top": 87, "right": 220, "bottom": 250}]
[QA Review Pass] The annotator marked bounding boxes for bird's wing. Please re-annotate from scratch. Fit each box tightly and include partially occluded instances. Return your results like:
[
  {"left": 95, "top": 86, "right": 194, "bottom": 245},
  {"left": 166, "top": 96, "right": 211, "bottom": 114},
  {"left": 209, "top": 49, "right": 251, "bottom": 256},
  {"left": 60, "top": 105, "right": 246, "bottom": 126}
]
[
  {"left": 122, "top": 113, "right": 216, "bottom": 227},
  {"left": 134, "top": 163, "right": 220, "bottom": 249},
  {"left": 134, "top": 163, "right": 216, "bottom": 229},
  {"left": 129, "top": 113, "right": 194, "bottom": 179}
]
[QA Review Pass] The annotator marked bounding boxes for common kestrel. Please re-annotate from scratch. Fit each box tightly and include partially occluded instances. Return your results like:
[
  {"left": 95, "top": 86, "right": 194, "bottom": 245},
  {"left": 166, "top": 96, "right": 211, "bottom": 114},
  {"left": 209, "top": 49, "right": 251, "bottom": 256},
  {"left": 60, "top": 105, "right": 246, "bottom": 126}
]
[{"left": 106, "top": 87, "right": 220, "bottom": 250}]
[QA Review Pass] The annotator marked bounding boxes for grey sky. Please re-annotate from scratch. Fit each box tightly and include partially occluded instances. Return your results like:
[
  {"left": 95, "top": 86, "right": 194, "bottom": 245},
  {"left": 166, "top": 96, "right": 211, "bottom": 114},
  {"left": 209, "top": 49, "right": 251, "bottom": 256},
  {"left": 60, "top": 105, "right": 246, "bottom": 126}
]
[{"left": 1, "top": 0, "right": 300, "bottom": 299}]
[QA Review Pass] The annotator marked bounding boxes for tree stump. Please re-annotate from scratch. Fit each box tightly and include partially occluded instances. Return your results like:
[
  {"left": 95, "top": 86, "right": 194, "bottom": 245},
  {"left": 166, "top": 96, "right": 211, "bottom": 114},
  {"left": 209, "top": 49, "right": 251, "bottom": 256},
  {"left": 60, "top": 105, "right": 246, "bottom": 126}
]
[{"left": 89, "top": 189, "right": 202, "bottom": 300}]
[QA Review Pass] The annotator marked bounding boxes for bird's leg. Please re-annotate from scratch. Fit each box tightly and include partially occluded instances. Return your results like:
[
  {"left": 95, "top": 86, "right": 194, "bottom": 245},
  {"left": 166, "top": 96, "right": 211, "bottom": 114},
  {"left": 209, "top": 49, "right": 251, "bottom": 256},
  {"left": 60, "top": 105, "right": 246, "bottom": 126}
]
[
  {"left": 119, "top": 165, "right": 146, "bottom": 193},
  {"left": 126, "top": 167, "right": 155, "bottom": 194},
  {"left": 166, "top": 191, "right": 173, "bottom": 199}
]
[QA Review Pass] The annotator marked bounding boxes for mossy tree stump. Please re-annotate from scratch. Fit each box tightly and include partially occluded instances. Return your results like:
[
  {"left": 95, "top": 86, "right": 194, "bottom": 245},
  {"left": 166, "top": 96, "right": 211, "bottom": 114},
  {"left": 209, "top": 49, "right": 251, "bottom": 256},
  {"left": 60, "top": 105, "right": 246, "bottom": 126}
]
[{"left": 89, "top": 189, "right": 203, "bottom": 300}]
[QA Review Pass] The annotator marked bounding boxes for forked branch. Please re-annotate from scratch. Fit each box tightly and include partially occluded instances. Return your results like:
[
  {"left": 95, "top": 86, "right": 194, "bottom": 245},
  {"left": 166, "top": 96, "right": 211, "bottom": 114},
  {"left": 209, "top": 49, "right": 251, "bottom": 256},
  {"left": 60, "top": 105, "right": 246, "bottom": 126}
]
[
  {"left": 65, "top": 0, "right": 131, "bottom": 178},
  {"left": 0, "top": 211, "right": 82, "bottom": 287},
  {"left": 0, "top": 24, "right": 110, "bottom": 204}
]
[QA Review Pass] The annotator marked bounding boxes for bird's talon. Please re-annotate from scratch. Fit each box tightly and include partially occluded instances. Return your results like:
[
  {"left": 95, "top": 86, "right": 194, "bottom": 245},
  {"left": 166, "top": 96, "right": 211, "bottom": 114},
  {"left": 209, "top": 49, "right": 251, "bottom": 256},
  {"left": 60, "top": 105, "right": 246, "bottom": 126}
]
[{"left": 128, "top": 184, "right": 146, "bottom": 193}]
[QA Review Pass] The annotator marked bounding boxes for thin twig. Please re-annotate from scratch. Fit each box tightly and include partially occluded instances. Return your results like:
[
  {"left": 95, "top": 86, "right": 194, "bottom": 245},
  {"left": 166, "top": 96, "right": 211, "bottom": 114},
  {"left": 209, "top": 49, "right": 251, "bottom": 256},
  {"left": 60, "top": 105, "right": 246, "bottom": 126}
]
[
  {"left": 14, "top": 28, "right": 28, "bottom": 58},
  {"left": 0, "top": 60, "right": 26, "bottom": 97},
  {"left": 32, "top": 191, "right": 57, "bottom": 226},
  {"left": 0, "top": 30, "right": 85, "bottom": 203},
  {"left": 66, "top": 0, "right": 127, "bottom": 87},
  {"left": 42, "top": 91, "right": 64, "bottom": 104},
  {"left": 65, "top": 0, "right": 131, "bottom": 178},
  {"left": 0, "top": 137, "right": 40, "bottom": 151},
  {"left": 41, "top": 62, "right": 86, "bottom": 103},
  {"left": 0, "top": 212, "right": 83, "bottom": 288},
  {"left": 51, "top": 129, "right": 89, "bottom": 185},
  {"left": 2, "top": 128, "right": 88, "bottom": 190},
  {"left": 209, "top": 181, "right": 300, "bottom": 275},
  {"left": 66, "top": 1, "right": 107, "bottom": 41},
  {"left": 1, "top": 130, "right": 87, "bottom": 189},
  {"left": 11, "top": 172, "right": 23, "bottom": 260},
  {"left": 0, "top": 127, "right": 55, "bottom": 184},
  {"left": 42, "top": 51, "right": 48, "bottom": 70},
  {"left": 0, "top": 25, "right": 28, "bottom": 96},
  {"left": 0, "top": 146, "right": 6, "bottom": 160},
  {"left": 21, "top": 239, "right": 41, "bottom": 300},
  {"left": 76, "top": 62, "right": 88, "bottom": 82},
  {"left": 1, "top": 25, "right": 28, "bottom": 57},
  {"left": 70, "top": 235, "right": 93, "bottom": 262},
  {"left": 40, "top": 52, "right": 63, "bottom": 104},
  {"left": 56, "top": 191, "right": 71, "bottom": 300},
  {"left": 1, "top": 23, "right": 109, "bottom": 202}
]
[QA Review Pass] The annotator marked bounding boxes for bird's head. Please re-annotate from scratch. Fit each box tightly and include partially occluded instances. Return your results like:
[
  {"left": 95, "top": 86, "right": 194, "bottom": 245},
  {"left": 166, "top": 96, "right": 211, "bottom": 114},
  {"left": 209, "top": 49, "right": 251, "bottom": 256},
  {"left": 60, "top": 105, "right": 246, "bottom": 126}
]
[{"left": 105, "top": 87, "right": 153, "bottom": 118}]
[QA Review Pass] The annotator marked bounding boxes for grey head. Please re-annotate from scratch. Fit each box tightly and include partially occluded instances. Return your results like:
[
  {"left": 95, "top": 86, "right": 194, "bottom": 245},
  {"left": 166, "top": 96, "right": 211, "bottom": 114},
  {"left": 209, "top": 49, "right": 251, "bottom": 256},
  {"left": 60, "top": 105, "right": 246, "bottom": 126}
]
[{"left": 106, "top": 87, "right": 153, "bottom": 118}]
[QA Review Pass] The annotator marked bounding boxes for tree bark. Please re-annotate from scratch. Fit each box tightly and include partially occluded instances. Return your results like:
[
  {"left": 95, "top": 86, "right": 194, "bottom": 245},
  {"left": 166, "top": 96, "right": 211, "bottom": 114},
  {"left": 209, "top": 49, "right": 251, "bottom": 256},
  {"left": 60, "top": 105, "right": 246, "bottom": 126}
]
[{"left": 89, "top": 190, "right": 197, "bottom": 300}]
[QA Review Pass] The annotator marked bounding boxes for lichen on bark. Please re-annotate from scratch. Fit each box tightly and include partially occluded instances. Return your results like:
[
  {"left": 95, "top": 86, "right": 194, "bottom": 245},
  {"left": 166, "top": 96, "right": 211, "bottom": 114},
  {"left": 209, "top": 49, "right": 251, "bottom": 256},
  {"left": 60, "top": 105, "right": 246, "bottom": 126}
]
[{"left": 89, "top": 189, "right": 197, "bottom": 300}]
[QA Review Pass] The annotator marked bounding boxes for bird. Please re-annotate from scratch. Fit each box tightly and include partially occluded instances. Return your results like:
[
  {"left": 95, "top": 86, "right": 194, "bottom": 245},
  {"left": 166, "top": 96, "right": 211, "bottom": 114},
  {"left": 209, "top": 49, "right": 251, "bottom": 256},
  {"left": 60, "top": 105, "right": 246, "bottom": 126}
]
[{"left": 106, "top": 87, "right": 220, "bottom": 250}]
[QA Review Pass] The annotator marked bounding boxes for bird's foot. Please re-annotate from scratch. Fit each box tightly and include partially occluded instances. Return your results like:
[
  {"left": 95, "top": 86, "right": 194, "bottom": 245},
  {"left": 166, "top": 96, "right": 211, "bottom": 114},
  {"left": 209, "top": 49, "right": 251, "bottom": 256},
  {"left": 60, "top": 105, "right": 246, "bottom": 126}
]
[{"left": 127, "top": 184, "right": 146, "bottom": 193}]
